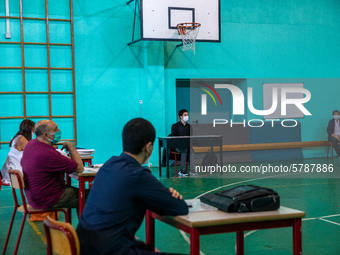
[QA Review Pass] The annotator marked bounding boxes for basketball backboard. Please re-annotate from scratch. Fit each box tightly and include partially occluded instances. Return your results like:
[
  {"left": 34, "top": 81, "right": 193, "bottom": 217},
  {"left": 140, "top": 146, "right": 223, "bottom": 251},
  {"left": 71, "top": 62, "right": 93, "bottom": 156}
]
[{"left": 128, "top": 0, "right": 220, "bottom": 44}]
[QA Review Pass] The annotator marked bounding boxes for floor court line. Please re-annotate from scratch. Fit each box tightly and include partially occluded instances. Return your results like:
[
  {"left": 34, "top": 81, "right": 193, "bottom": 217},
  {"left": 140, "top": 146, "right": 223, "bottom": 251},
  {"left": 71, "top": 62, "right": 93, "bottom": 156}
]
[
  {"left": 27, "top": 216, "right": 47, "bottom": 245},
  {"left": 318, "top": 218, "right": 340, "bottom": 226},
  {"left": 193, "top": 172, "right": 302, "bottom": 199},
  {"left": 0, "top": 205, "right": 14, "bottom": 209},
  {"left": 319, "top": 213, "right": 340, "bottom": 219}
]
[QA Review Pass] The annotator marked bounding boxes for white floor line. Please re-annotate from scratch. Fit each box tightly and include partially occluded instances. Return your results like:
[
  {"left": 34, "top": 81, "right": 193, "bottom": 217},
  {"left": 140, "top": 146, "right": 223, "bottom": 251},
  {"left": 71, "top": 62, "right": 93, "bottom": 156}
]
[
  {"left": 319, "top": 213, "right": 340, "bottom": 219},
  {"left": 0, "top": 205, "right": 14, "bottom": 209},
  {"left": 194, "top": 172, "right": 300, "bottom": 199},
  {"left": 319, "top": 218, "right": 340, "bottom": 226},
  {"left": 244, "top": 230, "right": 257, "bottom": 237}
]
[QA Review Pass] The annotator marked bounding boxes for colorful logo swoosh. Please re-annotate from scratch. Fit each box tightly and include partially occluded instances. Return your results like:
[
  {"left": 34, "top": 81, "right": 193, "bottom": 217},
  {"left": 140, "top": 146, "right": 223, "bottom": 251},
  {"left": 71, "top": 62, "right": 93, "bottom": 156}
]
[{"left": 197, "top": 81, "right": 222, "bottom": 106}]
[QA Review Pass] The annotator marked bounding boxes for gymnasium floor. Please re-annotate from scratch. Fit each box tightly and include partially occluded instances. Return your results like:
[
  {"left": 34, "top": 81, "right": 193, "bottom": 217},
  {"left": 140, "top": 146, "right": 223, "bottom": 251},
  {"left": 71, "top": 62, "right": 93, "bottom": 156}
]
[{"left": 1, "top": 157, "right": 339, "bottom": 255}]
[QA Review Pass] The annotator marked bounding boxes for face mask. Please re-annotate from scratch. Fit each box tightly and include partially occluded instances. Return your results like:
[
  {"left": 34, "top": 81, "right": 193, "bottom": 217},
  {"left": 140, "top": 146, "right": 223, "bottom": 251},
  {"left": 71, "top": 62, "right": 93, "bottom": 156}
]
[
  {"left": 143, "top": 153, "right": 152, "bottom": 165},
  {"left": 48, "top": 131, "right": 62, "bottom": 144},
  {"left": 143, "top": 144, "right": 153, "bottom": 165},
  {"left": 31, "top": 132, "right": 35, "bottom": 139},
  {"left": 334, "top": 115, "right": 339, "bottom": 120},
  {"left": 183, "top": 116, "right": 189, "bottom": 122}
]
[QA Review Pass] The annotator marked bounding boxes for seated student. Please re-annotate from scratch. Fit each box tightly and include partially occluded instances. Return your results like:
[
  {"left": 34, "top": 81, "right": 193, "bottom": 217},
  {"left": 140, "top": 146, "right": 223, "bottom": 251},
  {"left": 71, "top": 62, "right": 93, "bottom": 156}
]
[
  {"left": 171, "top": 109, "right": 196, "bottom": 176},
  {"left": 327, "top": 110, "right": 340, "bottom": 161},
  {"left": 77, "top": 118, "right": 188, "bottom": 255},
  {"left": 21, "top": 120, "right": 89, "bottom": 213},
  {"left": 1, "top": 119, "right": 35, "bottom": 185}
]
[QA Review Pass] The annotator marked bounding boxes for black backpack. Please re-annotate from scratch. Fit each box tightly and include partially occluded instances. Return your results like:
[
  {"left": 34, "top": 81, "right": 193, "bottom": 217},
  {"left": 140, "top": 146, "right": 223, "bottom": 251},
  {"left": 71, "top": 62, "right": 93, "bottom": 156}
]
[
  {"left": 201, "top": 150, "right": 218, "bottom": 167},
  {"left": 200, "top": 185, "right": 280, "bottom": 213}
]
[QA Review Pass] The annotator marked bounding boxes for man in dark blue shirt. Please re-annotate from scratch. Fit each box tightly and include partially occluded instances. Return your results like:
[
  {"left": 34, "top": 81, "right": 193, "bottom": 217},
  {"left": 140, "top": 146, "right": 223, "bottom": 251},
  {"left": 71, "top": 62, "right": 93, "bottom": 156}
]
[{"left": 77, "top": 118, "right": 188, "bottom": 255}]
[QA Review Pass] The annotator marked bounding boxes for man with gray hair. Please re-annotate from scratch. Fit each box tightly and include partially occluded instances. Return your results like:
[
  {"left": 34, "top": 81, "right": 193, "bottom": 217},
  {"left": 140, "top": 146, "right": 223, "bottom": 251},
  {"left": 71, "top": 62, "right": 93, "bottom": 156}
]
[{"left": 21, "top": 120, "right": 88, "bottom": 213}]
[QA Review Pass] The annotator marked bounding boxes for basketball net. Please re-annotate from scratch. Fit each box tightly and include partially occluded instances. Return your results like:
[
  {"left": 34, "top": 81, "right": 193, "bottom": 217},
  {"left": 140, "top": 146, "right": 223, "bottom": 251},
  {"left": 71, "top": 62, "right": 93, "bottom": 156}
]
[{"left": 177, "top": 23, "right": 201, "bottom": 54}]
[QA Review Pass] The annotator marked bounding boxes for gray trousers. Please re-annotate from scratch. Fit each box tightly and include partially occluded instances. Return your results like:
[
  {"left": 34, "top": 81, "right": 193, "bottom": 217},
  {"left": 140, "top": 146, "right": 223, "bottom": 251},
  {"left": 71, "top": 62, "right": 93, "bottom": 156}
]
[{"left": 176, "top": 147, "right": 195, "bottom": 172}]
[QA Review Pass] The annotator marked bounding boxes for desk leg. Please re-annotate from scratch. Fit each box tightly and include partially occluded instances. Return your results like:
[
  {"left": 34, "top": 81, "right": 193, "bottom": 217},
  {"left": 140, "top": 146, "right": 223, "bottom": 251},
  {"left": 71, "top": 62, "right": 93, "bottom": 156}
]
[
  {"left": 145, "top": 210, "right": 155, "bottom": 251},
  {"left": 220, "top": 140, "right": 223, "bottom": 175},
  {"left": 66, "top": 174, "right": 71, "bottom": 185},
  {"left": 78, "top": 177, "right": 86, "bottom": 217},
  {"left": 159, "top": 143, "right": 162, "bottom": 177},
  {"left": 81, "top": 159, "right": 92, "bottom": 167},
  {"left": 66, "top": 175, "right": 72, "bottom": 224},
  {"left": 166, "top": 148, "right": 170, "bottom": 179},
  {"left": 236, "top": 231, "right": 244, "bottom": 255},
  {"left": 190, "top": 228, "right": 200, "bottom": 255},
  {"left": 293, "top": 219, "right": 302, "bottom": 255}
]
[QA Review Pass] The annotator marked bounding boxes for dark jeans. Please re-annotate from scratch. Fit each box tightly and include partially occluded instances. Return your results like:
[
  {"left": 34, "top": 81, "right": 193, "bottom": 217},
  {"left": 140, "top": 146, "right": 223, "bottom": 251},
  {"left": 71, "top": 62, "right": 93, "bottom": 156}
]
[
  {"left": 176, "top": 147, "right": 195, "bottom": 173},
  {"left": 330, "top": 137, "right": 340, "bottom": 156},
  {"left": 49, "top": 185, "right": 90, "bottom": 216}
]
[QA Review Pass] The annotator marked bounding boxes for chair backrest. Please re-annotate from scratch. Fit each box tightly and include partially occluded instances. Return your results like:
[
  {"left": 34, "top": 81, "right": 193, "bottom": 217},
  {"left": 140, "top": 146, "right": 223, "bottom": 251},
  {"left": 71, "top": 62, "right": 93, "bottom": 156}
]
[
  {"left": 44, "top": 216, "right": 80, "bottom": 255},
  {"left": 8, "top": 169, "right": 29, "bottom": 210},
  {"left": 8, "top": 169, "right": 25, "bottom": 189}
]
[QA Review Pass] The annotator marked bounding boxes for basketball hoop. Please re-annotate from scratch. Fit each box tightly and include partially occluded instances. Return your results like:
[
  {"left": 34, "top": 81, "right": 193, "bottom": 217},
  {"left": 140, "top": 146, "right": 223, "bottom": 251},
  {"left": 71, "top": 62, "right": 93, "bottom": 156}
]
[{"left": 177, "top": 22, "right": 201, "bottom": 54}]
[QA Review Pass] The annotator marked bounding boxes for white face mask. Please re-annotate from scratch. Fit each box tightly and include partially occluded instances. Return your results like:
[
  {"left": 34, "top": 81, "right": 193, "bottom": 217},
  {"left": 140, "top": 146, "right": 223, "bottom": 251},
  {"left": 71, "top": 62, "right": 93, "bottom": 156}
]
[
  {"left": 31, "top": 132, "right": 35, "bottom": 139},
  {"left": 183, "top": 116, "right": 189, "bottom": 122},
  {"left": 143, "top": 153, "right": 152, "bottom": 165},
  {"left": 143, "top": 144, "right": 153, "bottom": 165},
  {"left": 334, "top": 115, "right": 339, "bottom": 120}
]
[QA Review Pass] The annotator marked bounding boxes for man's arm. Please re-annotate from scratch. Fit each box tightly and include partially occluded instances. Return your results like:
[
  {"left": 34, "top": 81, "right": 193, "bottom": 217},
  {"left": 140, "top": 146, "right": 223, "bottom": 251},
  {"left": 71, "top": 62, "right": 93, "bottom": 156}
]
[
  {"left": 61, "top": 142, "right": 84, "bottom": 173},
  {"left": 327, "top": 120, "right": 340, "bottom": 140},
  {"left": 327, "top": 120, "right": 333, "bottom": 137},
  {"left": 136, "top": 170, "right": 188, "bottom": 216},
  {"left": 171, "top": 123, "right": 177, "bottom": 136}
]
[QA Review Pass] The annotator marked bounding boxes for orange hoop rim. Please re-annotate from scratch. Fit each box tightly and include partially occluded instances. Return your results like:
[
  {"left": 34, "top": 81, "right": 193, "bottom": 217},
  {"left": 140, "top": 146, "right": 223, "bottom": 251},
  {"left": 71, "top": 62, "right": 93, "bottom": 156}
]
[{"left": 177, "top": 22, "right": 201, "bottom": 35}]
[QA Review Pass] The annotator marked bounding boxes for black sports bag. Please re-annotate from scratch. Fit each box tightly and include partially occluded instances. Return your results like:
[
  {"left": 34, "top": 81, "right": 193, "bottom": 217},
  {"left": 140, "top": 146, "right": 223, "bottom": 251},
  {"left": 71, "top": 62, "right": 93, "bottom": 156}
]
[{"left": 200, "top": 185, "right": 280, "bottom": 213}]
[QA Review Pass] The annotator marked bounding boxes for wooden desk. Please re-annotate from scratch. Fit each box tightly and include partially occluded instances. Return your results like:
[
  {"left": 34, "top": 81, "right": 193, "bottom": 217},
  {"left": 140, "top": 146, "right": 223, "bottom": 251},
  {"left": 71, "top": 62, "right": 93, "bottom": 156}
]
[
  {"left": 80, "top": 155, "right": 93, "bottom": 166},
  {"left": 158, "top": 135, "right": 223, "bottom": 178},
  {"left": 66, "top": 169, "right": 97, "bottom": 220},
  {"left": 145, "top": 200, "right": 305, "bottom": 255}
]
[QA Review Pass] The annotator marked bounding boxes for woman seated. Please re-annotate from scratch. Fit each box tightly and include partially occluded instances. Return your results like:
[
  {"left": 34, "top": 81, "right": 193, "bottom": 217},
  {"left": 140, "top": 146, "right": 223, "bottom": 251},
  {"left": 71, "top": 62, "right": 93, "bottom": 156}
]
[{"left": 1, "top": 119, "right": 35, "bottom": 185}]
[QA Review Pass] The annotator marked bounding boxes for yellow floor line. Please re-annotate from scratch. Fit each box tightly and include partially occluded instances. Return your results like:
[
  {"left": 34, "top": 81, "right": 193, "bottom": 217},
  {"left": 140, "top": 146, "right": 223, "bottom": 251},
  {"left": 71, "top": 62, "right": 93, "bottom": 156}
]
[
  {"left": 26, "top": 216, "right": 47, "bottom": 245},
  {"left": 0, "top": 205, "right": 14, "bottom": 209}
]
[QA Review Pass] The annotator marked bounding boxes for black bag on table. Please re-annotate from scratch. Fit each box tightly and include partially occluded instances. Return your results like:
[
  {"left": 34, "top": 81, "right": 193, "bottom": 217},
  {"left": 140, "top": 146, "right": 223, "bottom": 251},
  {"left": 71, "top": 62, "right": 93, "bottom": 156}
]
[{"left": 200, "top": 185, "right": 280, "bottom": 213}]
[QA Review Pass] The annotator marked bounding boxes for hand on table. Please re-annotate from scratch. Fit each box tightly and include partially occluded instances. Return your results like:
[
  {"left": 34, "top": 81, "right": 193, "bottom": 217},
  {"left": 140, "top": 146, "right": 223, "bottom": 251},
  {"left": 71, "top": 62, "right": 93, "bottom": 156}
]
[{"left": 169, "top": 187, "right": 183, "bottom": 200}]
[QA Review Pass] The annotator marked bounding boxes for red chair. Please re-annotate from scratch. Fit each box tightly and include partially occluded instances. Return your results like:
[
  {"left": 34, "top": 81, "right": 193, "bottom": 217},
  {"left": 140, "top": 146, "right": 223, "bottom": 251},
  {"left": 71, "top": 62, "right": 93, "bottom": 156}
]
[
  {"left": 3, "top": 169, "right": 69, "bottom": 255},
  {"left": 44, "top": 215, "right": 79, "bottom": 255},
  {"left": 170, "top": 151, "right": 188, "bottom": 175}
]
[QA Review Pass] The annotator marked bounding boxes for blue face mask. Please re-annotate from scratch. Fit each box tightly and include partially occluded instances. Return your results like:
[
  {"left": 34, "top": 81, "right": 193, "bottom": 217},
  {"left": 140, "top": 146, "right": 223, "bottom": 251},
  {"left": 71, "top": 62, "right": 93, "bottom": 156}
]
[{"left": 48, "top": 131, "right": 62, "bottom": 144}]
